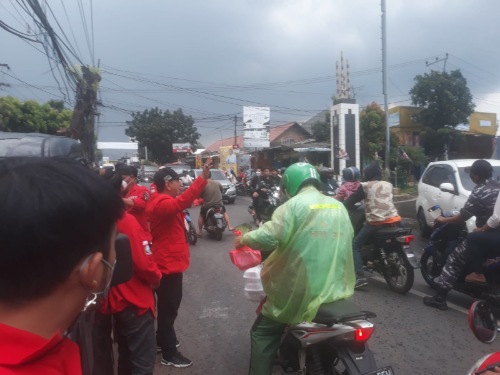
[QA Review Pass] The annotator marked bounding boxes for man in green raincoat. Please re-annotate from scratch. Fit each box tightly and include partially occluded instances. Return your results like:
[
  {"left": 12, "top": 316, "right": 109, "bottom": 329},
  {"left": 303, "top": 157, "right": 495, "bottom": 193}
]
[{"left": 234, "top": 162, "right": 356, "bottom": 375}]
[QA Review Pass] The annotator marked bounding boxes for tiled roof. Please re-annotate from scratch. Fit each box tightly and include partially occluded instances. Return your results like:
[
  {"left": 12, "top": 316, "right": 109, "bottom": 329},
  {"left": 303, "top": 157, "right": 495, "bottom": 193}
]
[{"left": 204, "top": 122, "right": 299, "bottom": 152}]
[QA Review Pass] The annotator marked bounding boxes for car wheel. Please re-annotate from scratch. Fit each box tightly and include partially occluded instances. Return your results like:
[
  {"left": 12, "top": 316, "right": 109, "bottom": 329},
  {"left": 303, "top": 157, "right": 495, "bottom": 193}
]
[{"left": 417, "top": 208, "right": 432, "bottom": 238}]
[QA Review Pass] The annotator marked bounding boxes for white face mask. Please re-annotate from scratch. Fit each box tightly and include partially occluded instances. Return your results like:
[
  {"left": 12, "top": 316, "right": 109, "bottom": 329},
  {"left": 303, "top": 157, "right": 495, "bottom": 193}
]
[
  {"left": 121, "top": 180, "right": 128, "bottom": 191},
  {"left": 256, "top": 172, "right": 262, "bottom": 176}
]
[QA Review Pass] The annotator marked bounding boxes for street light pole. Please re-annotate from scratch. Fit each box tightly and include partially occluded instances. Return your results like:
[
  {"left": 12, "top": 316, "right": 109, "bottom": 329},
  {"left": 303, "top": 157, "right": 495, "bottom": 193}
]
[{"left": 382, "top": 0, "right": 390, "bottom": 177}]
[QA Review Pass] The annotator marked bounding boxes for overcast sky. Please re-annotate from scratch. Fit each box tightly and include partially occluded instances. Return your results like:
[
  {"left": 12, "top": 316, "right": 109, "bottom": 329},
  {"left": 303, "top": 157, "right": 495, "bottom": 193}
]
[{"left": 2, "top": 0, "right": 500, "bottom": 149}]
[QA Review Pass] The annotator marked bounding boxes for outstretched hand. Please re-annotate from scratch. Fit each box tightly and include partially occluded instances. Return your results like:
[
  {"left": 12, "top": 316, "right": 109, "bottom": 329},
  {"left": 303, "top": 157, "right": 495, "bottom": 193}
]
[{"left": 201, "top": 157, "right": 213, "bottom": 180}]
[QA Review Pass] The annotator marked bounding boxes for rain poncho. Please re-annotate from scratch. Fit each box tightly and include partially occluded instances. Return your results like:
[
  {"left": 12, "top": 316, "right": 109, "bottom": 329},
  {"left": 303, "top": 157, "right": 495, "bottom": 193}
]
[{"left": 241, "top": 186, "right": 355, "bottom": 324}]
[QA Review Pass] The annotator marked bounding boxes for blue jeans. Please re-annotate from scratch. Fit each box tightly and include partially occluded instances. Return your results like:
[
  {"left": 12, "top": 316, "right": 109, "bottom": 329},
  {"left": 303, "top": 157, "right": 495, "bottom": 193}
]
[{"left": 352, "top": 223, "right": 381, "bottom": 278}]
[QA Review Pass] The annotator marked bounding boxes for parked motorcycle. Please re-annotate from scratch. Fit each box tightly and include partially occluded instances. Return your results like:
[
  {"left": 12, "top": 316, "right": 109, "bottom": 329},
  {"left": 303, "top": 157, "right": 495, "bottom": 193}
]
[
  {"left": 350, "top": 204, "right": 418, "bottom": 294},
  {"left": 420, "top": 205, "right": 500, "bottom": 306},
  {"left": 203, "top": 204, "right": 226, "bottom": 240},
  {"left": 242, "top": 265, "right": 393, "bottom": 374},
  {"left": 184, "top": 209, "right": 197, "bottom": 245}
]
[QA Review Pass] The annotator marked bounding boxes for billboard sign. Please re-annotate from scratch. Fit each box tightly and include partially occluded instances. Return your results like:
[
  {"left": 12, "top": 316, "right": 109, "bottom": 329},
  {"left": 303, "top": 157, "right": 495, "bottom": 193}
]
[
  {"left": 244, "top": 106, "right": 270, "bottom": 148},
  {"left": 172, "top": 143, "right": 192, "bottom": 153}
]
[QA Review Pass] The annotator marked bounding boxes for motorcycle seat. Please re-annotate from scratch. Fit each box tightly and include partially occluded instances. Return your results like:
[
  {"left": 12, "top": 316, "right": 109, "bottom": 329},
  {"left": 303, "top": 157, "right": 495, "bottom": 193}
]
[
  {"left": 374, "top": 227, "right": 412, "bottom": 238},
  {"left": 313, "top": 299, "right": 376, "bottom": 326}
]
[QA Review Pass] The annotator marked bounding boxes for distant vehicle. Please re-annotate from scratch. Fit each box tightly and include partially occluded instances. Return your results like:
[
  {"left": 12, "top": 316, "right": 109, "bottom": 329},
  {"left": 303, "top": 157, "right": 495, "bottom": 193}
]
[
  {"left": 139, "top": 165, "right": 159, "bottom": 183},
  {"left": 165, "top": 163, "right": 191, "bottom": 175},
  {"left": 192, "top": 168, "right": 237, "bottom": 204},
  {"left": 0, "top": 131, "right": 86, "bottom": 164},
  {"left": 416, "top": 159, "right": 500, "bottom": 237}
]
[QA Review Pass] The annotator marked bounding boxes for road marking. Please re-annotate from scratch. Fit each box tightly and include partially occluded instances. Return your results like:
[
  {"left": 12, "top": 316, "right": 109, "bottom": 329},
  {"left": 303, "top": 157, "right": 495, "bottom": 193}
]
[{"left": 371, "top": 276, "right": 469, "bottom": 315}]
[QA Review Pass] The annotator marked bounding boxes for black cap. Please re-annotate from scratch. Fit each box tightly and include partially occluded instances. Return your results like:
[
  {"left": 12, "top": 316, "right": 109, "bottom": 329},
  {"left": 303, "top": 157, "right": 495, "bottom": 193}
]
[
  {"left": 117, "top": 165, "right": 138, "bottom": 178},
  {"left": 154, "top": 167, "right": 179, "bottom": 185}
]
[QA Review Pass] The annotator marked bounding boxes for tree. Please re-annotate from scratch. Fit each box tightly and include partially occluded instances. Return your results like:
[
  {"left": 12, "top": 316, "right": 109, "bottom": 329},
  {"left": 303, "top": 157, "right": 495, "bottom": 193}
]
[
  {"left": 409, "top": 69, "right": 475, "bottom": 158},
  {"left": 359, "top": 102, "right": 387, "bottom": 162},
  {"left": 0, "top": 96, "right": 72, "bottom": 134},
  {"left": 125, "top": 107, "right": 200, "bottom": 164},
  {"left": 311, "top": 112, "right": 330, "bottom": 142}
]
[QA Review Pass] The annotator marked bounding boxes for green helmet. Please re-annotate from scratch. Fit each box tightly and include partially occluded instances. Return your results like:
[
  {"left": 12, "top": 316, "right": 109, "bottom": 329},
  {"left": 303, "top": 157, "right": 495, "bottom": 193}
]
[{"left": 281, "top": 162, "right": 320, "bottom": 198}]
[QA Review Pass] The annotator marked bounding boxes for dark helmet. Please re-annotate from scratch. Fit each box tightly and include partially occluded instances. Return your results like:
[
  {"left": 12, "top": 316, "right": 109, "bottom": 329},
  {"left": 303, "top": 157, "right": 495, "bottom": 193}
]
[
  {"left": 363, "top": 162, "right": 382, "bottom": 181},
  {"left": 470, "top": 159, "right": 493, "bottom": 180},
  {"left": 342, "top": 166, "right": 360, "bottom": 182}
]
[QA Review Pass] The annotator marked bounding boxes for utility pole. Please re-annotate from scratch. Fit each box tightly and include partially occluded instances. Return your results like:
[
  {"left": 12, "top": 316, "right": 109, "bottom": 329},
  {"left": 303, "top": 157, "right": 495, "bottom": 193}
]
[
  {"left": 68, "top": 66, "right": 101, "bottom": 164},
  {"left": 234, "top": 115, "right": 237, "bottom": 146},
  {"left": 0, "top": 64, "right": 10, "bottom": 89},
  {"left": 426, "top": 53, "right": 449, "bottom": 72},
  {"left": 382, "top": 0, "right": 390, "bottom": 176}
]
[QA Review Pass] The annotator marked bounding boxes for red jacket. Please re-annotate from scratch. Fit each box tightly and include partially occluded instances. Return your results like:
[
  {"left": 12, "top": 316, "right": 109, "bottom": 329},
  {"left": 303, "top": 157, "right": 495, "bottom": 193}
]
[
  {"left": 146, "top": 176, "right": 207, "bottom": 274},
  {"left": 100, "top": 213, "right": 161, "bottom": 316},
  {"left": 0, "top": 323, "right": 82, "bottom": 374},
  {"left": 125, "top": 184, "right": 151, "bottom": 241}
]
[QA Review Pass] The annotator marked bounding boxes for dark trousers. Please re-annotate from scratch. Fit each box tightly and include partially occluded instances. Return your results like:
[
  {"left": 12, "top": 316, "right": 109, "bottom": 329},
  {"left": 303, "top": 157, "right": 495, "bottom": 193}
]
[
  {"left": 92, "top": 312, "right": 113, "bottom": 375},
  {"left": 467, "top": 231, "right": 500, "bottom": 273},
  {"left": 156, "top": 273, "right": 183, "bottom": 357},
  {"left": 114, "top": 307, "right": 156, "bottom": 375},
  {"left": 249, "top": 314, "right": 287, "bottom": 375}
]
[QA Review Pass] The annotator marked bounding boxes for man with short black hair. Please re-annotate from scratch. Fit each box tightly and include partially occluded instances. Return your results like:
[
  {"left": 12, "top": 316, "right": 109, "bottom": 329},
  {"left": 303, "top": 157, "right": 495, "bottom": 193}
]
[{"left": 0, "top": 157, "right": 123, "bottom": 374}]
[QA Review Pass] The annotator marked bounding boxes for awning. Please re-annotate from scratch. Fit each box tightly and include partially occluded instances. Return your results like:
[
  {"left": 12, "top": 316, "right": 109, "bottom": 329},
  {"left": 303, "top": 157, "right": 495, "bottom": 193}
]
[{"left": 293, "top": 147, "right": 331, "bottom": 152}]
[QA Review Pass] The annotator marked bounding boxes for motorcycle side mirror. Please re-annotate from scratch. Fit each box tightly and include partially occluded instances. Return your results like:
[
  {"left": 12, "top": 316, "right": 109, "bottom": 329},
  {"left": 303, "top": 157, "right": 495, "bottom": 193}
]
[
  {"left": 468, "top": 300, "right": 498, "bottom": 344},
  {"left": 428, "top": 205, "right": 441, "bottom": 212}
]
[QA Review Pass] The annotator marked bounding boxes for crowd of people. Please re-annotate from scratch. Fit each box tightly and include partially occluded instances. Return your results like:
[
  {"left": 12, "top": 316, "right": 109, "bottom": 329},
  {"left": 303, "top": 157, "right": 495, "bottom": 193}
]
[{"left": 1, "top": 155, "right": 499, "bottom": 375}]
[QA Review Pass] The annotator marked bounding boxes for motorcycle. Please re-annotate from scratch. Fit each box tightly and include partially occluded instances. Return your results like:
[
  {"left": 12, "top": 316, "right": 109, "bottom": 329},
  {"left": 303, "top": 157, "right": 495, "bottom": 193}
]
[
  {"left": 242, "top": 265, "right": 394, "bottom": 375},
  {"left": 203, "top": 204, "right": 226, "bottom": 241},
  {"left": 467, "top": 300, "right": 500, "bottom": 374},
  {"left": 350, "top": 203, "right": 419, "bottom": 294},
  {"left": 184, "top": 209, "right": 197, "bottom": 245},
  {"left": 259, "top": 185, "right": 281, "bottom": 224},
  {"left": 420, "top": 205, "right": 500, "bottom": 306}
]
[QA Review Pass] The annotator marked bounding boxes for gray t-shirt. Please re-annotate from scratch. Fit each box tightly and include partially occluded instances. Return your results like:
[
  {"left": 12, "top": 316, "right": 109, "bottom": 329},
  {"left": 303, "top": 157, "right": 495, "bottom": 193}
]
[{"left": 201, "top": 180, "right": 223, "bottom": 208}]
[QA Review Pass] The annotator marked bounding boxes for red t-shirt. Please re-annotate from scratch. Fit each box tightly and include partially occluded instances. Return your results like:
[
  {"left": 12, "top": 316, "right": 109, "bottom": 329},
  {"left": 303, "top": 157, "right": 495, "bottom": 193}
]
[{"left": 0, "top": 323, "right": 82, "bottom": 375}]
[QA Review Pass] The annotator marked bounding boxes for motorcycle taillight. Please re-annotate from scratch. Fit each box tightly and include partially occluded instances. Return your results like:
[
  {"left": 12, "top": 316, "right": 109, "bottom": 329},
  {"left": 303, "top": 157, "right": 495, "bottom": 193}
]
[
  {"left": 396, "top": 234, "right": 415, "bottom": 243},
  {"left": 355, "top": 326, "right": 374, "bottom": 342}
]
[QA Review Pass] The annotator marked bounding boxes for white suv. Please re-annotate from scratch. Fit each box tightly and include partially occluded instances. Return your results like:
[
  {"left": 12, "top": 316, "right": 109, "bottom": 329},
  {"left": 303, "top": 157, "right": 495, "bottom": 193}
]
[{"left": 416, "top": 159, "right": 500, "bottom": 236}]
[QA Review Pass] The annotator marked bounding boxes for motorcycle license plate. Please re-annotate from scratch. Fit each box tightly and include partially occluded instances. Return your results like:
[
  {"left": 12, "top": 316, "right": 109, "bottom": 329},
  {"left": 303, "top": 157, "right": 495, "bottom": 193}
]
[{"left": 363, "top": 366, "right": 394, "bottom": 375}]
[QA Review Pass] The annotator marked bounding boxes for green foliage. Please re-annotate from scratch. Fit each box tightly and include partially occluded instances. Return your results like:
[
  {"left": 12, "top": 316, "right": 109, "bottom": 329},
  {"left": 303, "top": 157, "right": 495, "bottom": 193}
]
[
  {"left": 0, "top": 96, "right": 72, "bottom": 134},
  {"left": 311, "top": 112, "right": 331, "bottom": 142},
  {"left": 360, "top": 102, "right": 391, "bottom": 162},
  {"left": 409, "top": 69, "right": 474, "bottom": 158},
  {"left": 125, "top": 107, "right": 200, "bottom": 164}
]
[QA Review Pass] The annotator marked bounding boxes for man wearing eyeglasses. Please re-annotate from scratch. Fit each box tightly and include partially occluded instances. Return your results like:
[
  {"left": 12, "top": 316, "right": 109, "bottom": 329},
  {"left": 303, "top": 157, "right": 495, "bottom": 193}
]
[{"left": 146, "top": 158, "right": 212, "bottom": 368}]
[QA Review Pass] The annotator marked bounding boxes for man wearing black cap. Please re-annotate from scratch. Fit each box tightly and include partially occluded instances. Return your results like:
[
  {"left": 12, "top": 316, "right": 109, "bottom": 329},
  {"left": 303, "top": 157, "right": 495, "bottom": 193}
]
[
  {"left": 146, "top": 158, "right": 212, "bottom": 368},
  {"left": 343, "top": 161, "right": 401, "bottom": 288}
]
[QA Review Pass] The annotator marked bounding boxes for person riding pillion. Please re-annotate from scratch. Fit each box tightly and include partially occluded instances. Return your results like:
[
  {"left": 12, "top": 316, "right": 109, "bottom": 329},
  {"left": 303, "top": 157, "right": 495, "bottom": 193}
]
[
  {"left": 343, "top": 162, "right": 401, "bottom": 288},
  {"left": 234, "top": 162, "right": 356, "bottom": 375}
]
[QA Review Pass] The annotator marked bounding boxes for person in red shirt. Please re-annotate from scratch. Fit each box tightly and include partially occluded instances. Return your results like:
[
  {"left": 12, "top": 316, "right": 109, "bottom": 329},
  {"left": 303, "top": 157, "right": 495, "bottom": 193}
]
[
  {"left": 0, "top": 157, "right": 122, "bottom": 375},
  {"left": 118, "top": 165, "right": 152, "bottom": 240},
  {"left": 146, "top": 159, "right": 212, "bottom": 368},
  {"left": 98, "top": 172, "right": 162, "bottom": 375}
]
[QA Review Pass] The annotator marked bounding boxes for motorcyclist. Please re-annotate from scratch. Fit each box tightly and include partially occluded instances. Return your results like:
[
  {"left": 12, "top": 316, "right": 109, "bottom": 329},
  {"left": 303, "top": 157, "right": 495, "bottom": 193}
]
[
  {"left": 250, "top": 168, "right": 275, "bottom": 225},
  {"left": 343, "top": 161, "right": 401, "bottom": 288},
  {"left": 318, "top": 167, "right": 339, "bottom": 196},
  {"left": 423, "top": 159, "right": 500, "bottom": 310},
  {"left": 334, "top": 166, "right": 361, "bottom": 201},
  {"left": 234, "top": 162, "right": 355, "bottom": 375},
  {"left": 197, "top": 171, "right": 234, "bottom": 235}
]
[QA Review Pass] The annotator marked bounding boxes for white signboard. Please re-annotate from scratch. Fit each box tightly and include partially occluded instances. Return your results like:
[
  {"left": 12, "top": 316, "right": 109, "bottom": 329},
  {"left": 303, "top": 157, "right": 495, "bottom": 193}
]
[
  {"left": 244, "top": 138, "right": 270, "bottom": 148},
  {"left": 243, "top": 106, "right": 271, "bottom": 148},
  {"left": 388, "top": 112, "right": 400, "bottom": 128},
  {"left": 244, "top": 106, "right": 270, "bottom": 129},
  {"left": 480, "top": 120, "right": 492, "bottom": 127}
]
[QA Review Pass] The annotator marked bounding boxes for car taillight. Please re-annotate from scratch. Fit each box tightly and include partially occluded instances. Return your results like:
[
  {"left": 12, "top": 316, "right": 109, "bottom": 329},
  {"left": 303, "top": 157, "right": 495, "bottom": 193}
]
[
  {"left": 396, "top": 234, "right": 415, "bottom": 243},
  {"left": 355, "top": 326, "right": 374, "bottom": 342}
]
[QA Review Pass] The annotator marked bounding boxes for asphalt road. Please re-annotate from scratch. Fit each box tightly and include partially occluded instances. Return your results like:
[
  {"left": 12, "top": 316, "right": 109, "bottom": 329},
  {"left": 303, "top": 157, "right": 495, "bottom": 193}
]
[{"left": 152, "top": 195, "right": 500, "bottom": 374}]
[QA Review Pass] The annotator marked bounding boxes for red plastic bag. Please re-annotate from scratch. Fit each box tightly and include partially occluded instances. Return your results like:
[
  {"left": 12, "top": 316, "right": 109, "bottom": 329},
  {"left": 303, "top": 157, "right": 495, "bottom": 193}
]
[{"left": 229, "top": 246, "right": 262, "bottom": 271}]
